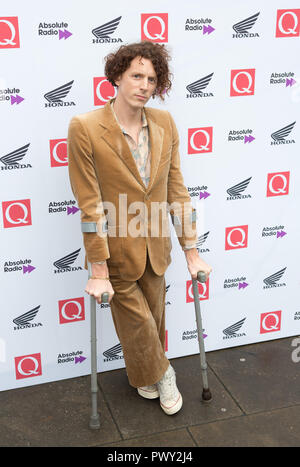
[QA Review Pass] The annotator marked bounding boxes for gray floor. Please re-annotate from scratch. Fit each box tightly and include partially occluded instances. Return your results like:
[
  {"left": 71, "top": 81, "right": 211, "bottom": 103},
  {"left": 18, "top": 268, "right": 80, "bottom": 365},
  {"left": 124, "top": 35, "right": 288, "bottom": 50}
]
[{"left": 1, "top": 336, "right": 299, "bottom": 447}]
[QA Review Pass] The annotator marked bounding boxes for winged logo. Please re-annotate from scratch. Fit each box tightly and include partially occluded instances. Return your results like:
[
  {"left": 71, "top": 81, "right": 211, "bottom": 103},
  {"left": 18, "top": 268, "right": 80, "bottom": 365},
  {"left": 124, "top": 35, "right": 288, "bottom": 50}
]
[
  {"left": 233, "top": 12, "right": 260, "bottom": 34},
  {"left": 92, "top": 16, "right": 122, "bottom": 39},
  {"left": 44, "top": 80, "right": 74, "bottom": 103},
  {"left": 223, "top": 318, "right": 246, "bottom": 337},
  {"left": 0, "top": 143, "right": 30, "bottom": 166},
  {"left": 186, "top": 73, "right": 214, "bottom": 95},
  {"left": 103, "top": 343, "right": 123, "bottom": 359},
  {"left": 227, "top": 177, "right": 252, "bottom": 197},
  {"left": 196, "top": 232, "right": 210, "bottom": 248},
  {"left": 271, "top": 122, "right": 296, "bottom": 141},
  {"left": 13, "top": 305, "right": 40, "bottom": 326},
  {"left": 263, "top": 267, "right": 286, "bottom": 286},
  {"left": 53, "top": 248, "right": 81, "bottom": 269}
]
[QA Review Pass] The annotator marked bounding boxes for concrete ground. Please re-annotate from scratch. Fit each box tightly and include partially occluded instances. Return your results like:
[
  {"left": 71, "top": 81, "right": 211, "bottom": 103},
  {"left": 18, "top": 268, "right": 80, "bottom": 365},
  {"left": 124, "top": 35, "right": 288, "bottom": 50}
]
[{"left": 1, "top": 336, "right": 299, "bottom": 447}]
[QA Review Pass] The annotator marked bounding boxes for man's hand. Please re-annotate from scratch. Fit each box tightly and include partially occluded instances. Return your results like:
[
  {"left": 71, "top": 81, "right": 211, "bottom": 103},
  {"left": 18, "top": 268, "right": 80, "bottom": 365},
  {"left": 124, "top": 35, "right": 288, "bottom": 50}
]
[
  {"left": 85, "top": 278, "right": 114, "bottom": 304},
  {"left": 85, "top": 261, "right": 114, "bottom": 304},
  {"left": 184, "top": 248, "right": 212, "bottom": 280}
]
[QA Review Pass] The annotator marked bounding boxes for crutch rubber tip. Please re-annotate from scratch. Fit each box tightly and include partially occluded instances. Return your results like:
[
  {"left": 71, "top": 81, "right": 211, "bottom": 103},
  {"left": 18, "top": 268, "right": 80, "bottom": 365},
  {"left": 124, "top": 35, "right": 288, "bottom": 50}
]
[
  {"left": 202, "top": 388, "right": 212, "bottom": 403},
  {"left": 89, "top": 415, "right": 100, "bottom": 430}
]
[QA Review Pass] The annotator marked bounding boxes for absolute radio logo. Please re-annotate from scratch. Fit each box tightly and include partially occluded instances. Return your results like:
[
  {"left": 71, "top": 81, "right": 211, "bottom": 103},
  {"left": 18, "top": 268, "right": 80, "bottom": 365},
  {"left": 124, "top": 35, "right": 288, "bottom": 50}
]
[
  {"left": 182, "top": 328, "right": 207, "bottom": 341},
  {"left": 260, "top": 311, "right": 282, "bottom": 334},
  {"left": 0, "top": 143, "right": 31, "bottom": 170},
  {"left": 266, "top": 171, "right": 290, "bottom": 197},
  {"left": 141, "top": 14, "right": 168, "bottom": 42},
  {"left": 48, "top": 199, "right": 78, "bottom": 215},
  {"left": 230, "top": 69, "right": 255, "bottom": 96},
  {"left": 270, "top": 122, "right": 296, "bottom": 145},
  {"left": 92, "top": 16, "right": 122, "bottom": 44},
  {"left": 37, "top": 22, "right": 72, "bottom": 40},
  {"left": 3, "top": 258, "right": 35, "bottom": 274},
  {"left": 2, "top": 199, "right": 32, "bottom": 228},
  {"left": 263, "top": 267, "right": 286, "bottom": 289},
  {"left": 186, "top": 278, "right": 209, "bottom": 303},
  {"left": 0, "top": 86, "right": 24, "bottom": 105},
  {"left": 58, "top": 297, "right": 85, "bottom": 324},
  {"left": 227, "top": 128, "right": 255, "bottom": 144},
  {"left": 261, "top": 225, "right": 287, "bottom": 239},
  {"left": 188, "top": 185, "right": 210, "bottom": 200},
  {"left": 93, "top": 77, "right": 117, "bottom": 106},
  {"left": 270, "top": 71, "right": 296, "bottom": 87},
  {"left": 57, "top": 350, "right": 86, "bottom": 365},
  {"left": 50, "top": 138, "right": 68, "bottom": 167},
  {"left": 0, "top": 17, "right": 20, "bottom": 48},
  {"left": 185, "top": 17, "right": 215, "bottom": 35},
  {"left": 44, "top": 81, "right": 75, "bottom": 108},
  {"left": 225, "top": 225, "right": 248, "bottom": 250},
  {"left": 226, "top": 177, "right": 252, "bottom": 201},
  {"left": 186, "top": 73, "right": 214, "bottom": 98},
  {"left": 276, "top": 9, "right": 300, "bottom": 37},
  {"left": 53, "top": 248, "right": 82, "bottom": 273},
  {"left": 15, "top": 353, "right": 42, "bottom": 380},
  {"left": 232, "top": 12, "right": 260, "bottom": 38},
  {"left": 224, "top": 276, "right": 249, "bottom": 290},
  {"left": 188, "top": 127, "right": 213, "bottom": 154}
]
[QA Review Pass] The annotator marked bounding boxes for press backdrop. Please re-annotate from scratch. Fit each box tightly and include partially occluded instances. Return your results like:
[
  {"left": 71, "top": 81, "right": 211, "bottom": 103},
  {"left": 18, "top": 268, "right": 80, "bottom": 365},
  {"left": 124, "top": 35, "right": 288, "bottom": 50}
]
[{"left": 1, "top": 0, "right": 299, "bottom": 390}]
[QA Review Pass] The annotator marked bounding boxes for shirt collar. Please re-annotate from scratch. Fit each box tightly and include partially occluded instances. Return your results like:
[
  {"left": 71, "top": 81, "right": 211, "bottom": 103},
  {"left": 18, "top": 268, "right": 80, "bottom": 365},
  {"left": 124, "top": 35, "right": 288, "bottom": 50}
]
[{"left": 110, "top": 99, "right": 148, "bottom": 134}]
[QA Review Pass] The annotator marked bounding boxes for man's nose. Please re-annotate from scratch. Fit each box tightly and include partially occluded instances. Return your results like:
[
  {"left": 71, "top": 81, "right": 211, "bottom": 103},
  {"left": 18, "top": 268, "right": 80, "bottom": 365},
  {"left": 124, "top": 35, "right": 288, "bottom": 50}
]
[{"left": 140, "top": 78, "right": 149, "bottom": 90}]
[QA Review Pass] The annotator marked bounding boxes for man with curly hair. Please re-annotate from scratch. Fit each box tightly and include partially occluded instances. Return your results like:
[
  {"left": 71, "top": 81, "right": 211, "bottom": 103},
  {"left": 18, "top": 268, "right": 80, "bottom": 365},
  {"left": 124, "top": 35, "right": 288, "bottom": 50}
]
[{"left": 68, "top": 41, "right": 212, "bottom": 415}]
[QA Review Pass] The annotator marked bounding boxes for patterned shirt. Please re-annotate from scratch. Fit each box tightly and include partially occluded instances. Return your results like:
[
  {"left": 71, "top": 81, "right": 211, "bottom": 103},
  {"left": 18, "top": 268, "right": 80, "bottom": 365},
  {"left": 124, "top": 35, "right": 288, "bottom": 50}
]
[{"left": 111, "top": 101, "right": 151, "bottom": 188}]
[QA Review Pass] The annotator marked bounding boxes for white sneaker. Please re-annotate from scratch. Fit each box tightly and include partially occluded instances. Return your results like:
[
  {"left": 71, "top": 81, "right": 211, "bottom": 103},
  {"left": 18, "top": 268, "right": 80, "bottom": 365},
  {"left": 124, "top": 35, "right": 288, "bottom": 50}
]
[
  {"left": 157, "top": 365, "right": 183, "bottom": 415},
  {"left": 137, "top": 384, "right": 159, "bottom": 399}
]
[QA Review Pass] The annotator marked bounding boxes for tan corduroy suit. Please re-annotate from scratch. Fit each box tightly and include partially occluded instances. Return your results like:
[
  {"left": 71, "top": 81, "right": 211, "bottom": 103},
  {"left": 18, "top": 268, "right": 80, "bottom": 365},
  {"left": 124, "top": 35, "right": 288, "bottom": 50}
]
[{"left": 68, "top": 100, "right": 197, "bottom": 387}]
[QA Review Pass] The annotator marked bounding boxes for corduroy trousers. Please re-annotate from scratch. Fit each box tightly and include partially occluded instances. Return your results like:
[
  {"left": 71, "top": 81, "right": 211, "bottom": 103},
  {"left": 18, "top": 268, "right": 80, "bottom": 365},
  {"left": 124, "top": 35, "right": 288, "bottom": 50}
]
[{"left": 109, "top": 253, "right": 170, "bottom": 388}]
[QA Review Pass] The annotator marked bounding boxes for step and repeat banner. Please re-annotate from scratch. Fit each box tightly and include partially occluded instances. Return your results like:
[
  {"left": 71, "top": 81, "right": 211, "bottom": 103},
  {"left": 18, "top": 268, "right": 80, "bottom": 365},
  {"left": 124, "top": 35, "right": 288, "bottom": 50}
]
[{"left": 1, "top": 0, "right": 299, "bottom": 391}]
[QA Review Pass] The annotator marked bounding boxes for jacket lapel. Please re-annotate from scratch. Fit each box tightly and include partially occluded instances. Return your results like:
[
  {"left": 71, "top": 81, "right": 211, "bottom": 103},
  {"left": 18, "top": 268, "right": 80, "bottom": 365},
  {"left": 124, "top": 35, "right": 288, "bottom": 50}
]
[{"left": 98, "top": 101, "right": 164, "bottom": 192}]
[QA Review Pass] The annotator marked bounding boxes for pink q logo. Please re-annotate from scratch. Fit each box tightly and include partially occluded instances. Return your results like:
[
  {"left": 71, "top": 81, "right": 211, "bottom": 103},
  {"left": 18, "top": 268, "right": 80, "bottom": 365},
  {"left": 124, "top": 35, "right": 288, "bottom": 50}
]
[
  {"left": 15, "top": 353, "right": 42, "bottom": 379},
  {"left": 50, "top": 139, "right": 68, "bottom": 167},
  {"left": 267, "top": 171, "right": 290, "bottom": 197},
  {"left": 260, "top": 311, "right": 282, "bottom": 334},
  {"left": 58, "top": 297, "right": 85, "bottom": 324},
  {"left": 2, "top": 199, "right": 32, "bottom": 228},
  {"left": 225, "top": 225, "right": 248, "bottom": 250},
  {"left": 188, "top": 127, "right": 213, "bottom": 154},
  {"left": 93, "top": 77, "right": 117, "bottom": 106},
  {"left": 276, "top": 10, "right": 300, "bottom": 37},
  {"left": 230, "top": 69, "right": 255, "bottom": 96},
  {"left": 0, "top": 17, "right": 20, "bottom": 48},
  {"left": 186, "top": 279, "right": 209, "bottom": 303},
  {"left": 141, "top": 13, "right": 168, "bottom": 43}
]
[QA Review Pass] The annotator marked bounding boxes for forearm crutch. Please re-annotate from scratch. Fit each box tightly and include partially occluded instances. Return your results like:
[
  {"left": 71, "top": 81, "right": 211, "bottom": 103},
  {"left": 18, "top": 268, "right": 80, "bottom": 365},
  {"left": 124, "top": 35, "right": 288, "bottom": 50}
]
[
  {"left": 88, "top": 261, "right": 109, "bottom": 430},
  {"left": 192, "top": 271, "right": 212, "bottom": 402}
]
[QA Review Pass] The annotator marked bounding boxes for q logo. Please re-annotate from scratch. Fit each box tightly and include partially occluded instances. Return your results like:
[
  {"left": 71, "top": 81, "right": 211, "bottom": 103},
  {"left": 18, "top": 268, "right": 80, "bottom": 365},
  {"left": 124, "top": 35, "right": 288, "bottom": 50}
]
[
  {"left": 188, "top": 127, "right": 213, "bottom": 154},
  {"left": 267, "top": 171, "right": 290, "bottom": 197},
  {"left": 141, "top": 13, "right": 168, "bottom": 43},
  {"left": 58, "top": 297, "right": 85, "bottom": 324},
  {"left": 230, "top": 69, "right": 255, "bottom": 96},
  {"left": 0, "top": 17, "right": 20, "bottom": 48},
  {"left": 50, "top": 139, "right": 68, "bottom": 167},
  {"left": 93, "top": 77, "right": 117, "bottom": 106},
  {"left": 2, "top": 199, "right": 32, "bottom": 228},
  {"left": 276, "top": 9, "right": 300, "bottom": 37},
  {"left": 260, "top": 311, "right": 282, "bottom": 334},
  {"left": 225, "top": 225, "right": 248, "bottom": 250},
  {"left": 186, "top": 279, "right": 209, "bottom": 303},
  {"left": 15, "top": 353, "right": 42, "bottom": 379}
]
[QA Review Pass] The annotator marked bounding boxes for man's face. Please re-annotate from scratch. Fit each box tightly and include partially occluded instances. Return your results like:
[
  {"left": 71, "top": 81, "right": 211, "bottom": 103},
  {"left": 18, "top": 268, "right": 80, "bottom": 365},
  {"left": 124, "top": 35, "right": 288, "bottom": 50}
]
[{"left": 115, "top": 55, "right": 157, "bottom": 109}]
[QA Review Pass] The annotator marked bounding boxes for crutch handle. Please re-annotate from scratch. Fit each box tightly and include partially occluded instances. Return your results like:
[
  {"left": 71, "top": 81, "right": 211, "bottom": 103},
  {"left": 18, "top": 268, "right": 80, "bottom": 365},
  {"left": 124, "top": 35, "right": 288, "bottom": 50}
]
[
  {"left": 197, "top": 271, "right": 207, "bottom": 283},
  {"left": 101, "top": 292, "right": 109, "bottom": 303}
]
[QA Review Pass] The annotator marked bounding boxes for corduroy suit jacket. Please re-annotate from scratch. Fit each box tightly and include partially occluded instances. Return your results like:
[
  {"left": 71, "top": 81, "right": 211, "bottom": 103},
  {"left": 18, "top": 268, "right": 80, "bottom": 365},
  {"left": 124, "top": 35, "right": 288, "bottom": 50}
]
[{"left": 67, "top": 100, "right": 197, "bottom": 281}]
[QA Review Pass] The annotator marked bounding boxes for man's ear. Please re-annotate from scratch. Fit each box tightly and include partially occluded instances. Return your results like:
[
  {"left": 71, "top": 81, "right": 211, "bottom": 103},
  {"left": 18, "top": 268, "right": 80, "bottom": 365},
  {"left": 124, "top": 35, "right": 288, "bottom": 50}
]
[{"left": 114, "top": 75, "right": 121, "bottom": 87}]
